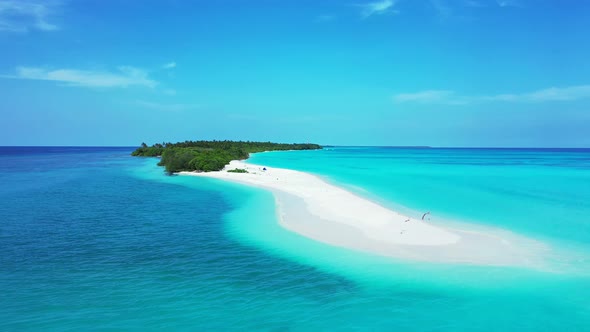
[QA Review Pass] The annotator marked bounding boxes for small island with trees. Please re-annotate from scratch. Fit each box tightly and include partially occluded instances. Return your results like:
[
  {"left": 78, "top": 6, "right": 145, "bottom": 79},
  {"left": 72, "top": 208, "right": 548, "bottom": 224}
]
[{"left": 132, "top": 140, "right": 322, "bottom": 173}]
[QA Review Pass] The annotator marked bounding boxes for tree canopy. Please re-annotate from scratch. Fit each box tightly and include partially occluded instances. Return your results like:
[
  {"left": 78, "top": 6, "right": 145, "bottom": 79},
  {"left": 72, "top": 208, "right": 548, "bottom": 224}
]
[{"left": 131, "top": 140, "right": 322, "bottom": 173}]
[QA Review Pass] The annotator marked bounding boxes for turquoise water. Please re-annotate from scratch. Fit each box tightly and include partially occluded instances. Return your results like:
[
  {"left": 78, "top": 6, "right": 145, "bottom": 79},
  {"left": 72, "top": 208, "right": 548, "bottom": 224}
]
[
  {"left": 1, "top": 147, "right": 589, "bottom": 330},
  {"left": 250, "top": 148, "right": 590, "bottom": 248}
]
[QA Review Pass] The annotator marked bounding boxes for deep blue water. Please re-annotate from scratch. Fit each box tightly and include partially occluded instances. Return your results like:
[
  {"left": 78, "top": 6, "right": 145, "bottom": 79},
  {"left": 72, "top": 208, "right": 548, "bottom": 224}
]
[{"left": 1, "top": 146, "right": 589, "bottom": 331}]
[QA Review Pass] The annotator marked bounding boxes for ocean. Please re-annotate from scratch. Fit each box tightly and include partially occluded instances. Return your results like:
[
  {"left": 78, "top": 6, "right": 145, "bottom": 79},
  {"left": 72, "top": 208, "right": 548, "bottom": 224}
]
[{"left": 1, "top": 146, "right": 589, "bottom": 331}]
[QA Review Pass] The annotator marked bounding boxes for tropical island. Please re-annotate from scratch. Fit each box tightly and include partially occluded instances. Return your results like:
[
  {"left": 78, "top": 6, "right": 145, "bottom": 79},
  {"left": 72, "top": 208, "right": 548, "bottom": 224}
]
[
  {"left": 131, "top": 140, "right": 322, "bottom": 173},
  {"left": 131, "top": 139, "right": 549, "bottom": 267}
]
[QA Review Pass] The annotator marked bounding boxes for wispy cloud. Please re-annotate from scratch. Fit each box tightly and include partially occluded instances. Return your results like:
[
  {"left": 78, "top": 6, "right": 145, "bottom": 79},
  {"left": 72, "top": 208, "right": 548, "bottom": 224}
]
[
  {"left": 359, "top": 0, "right": 397, "bottom": 18},
  {"left": 485, "top": 86, "right": 590, "bottom": 102},
  {"left": 393, "top": 90, "right": 458, "bottom": 103},
  {"left": 162, "top": 62, "right": 176, "bottom": 69},
  {"left": 3, "top": 66, "right": 157, "bottom": 88},
  {"left": 430, "top": 0, "right": 453, "bottom": 18},
  {"left": 353, "top": 0, "right": 521, "bottom": 21},
  {"left": 135, "top": 100, "right": 199, "bottom": 112},
  {"left": 0, "top": 0, "right": 61, "bottom": 32},
  {"left": 464, "top": 0, "right": 486, "bottom": 7},
  {"left": 496, "top": 0, "right": 523, "bottom": 7},
  {"left": 393, "top": 85, "right": 590, "bottom": 104}
]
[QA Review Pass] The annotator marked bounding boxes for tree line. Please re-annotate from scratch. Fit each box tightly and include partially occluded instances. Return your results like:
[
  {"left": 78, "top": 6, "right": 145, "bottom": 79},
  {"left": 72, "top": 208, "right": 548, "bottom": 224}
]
[{"left": 131, "top": 140, "right": 322, "bottom": 173}]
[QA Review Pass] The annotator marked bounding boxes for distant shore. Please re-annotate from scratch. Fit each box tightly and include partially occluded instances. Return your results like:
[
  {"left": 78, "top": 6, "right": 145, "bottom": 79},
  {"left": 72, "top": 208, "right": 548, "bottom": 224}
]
[{"left": 181, "top": 160, "right": 550, "bottom": 267}]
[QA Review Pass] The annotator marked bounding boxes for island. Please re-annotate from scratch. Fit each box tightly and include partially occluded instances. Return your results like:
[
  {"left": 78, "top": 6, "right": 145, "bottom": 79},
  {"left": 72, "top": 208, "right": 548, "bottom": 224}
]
[
  {"left": 131, "top": 140, "right": 322, "bottom": 173},
  {"left": 132, "top": 139, "right": 549, "bottom": 268}
]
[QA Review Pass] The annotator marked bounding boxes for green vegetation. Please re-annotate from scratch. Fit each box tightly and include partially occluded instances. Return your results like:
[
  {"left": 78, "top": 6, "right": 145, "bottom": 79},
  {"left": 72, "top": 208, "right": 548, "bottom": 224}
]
[
  {"left": 227, "top": 168, "right": 248, "bottom": 173},
  {"left": 132, "top": 140, "right": 322, "bottom": 173},
  {"left": 131, "top": 142, "right": 165, "bottom": 157}
]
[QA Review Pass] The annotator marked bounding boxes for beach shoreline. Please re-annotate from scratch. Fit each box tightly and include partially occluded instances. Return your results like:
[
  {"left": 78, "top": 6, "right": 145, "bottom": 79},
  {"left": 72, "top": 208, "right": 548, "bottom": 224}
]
[{"left": 180, "top": 160, "right": 551, "bottom": 268}]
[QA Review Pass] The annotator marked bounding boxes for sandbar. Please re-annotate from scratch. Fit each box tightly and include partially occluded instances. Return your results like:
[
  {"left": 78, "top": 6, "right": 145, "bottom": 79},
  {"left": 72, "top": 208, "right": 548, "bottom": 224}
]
[{"left": 181, "top": 160, "right": 550, "bottom": 267}]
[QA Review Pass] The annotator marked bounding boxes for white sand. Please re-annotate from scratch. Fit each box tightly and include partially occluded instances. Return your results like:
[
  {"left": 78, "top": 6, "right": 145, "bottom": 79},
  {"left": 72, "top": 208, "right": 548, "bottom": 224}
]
[{"left": 180, "top": 160, "right": 551, "bottom": 267}]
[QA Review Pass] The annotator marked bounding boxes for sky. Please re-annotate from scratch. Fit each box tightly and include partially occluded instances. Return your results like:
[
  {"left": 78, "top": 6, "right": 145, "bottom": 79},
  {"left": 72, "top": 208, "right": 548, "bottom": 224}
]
[{"left": 0, "top": 0, "right": 589, "bottom": 147}]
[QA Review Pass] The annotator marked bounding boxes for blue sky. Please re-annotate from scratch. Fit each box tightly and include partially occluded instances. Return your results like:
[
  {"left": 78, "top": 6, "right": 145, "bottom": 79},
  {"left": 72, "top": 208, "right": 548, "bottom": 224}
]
[{"left": 0, "top": 0, "right": 588, "bottom": 147}]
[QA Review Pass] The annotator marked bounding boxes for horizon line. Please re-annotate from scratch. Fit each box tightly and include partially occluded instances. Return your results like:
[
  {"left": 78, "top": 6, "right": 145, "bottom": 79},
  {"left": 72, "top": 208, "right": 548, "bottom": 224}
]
[{"left": 1, "top": 145, "right": 589, "bottom": 150}]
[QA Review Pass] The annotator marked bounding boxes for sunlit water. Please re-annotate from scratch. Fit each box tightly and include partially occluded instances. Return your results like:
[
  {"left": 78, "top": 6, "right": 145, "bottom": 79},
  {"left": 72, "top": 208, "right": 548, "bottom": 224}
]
[{"left": 1, "top": 147, "right": 589, "bottom": 331}]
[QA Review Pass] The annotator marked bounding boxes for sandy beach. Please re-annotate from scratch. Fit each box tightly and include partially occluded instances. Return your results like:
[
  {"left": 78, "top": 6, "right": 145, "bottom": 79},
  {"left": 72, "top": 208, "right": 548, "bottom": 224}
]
[{"left": 181, "top": 160, "right": 550, "bottom": 267}]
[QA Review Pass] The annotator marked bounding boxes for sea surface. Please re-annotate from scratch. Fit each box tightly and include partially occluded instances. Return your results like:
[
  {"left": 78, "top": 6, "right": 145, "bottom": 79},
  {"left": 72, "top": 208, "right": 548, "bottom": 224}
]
[{"left": 1, "top": 146, "right": 589, "bottom": 331}]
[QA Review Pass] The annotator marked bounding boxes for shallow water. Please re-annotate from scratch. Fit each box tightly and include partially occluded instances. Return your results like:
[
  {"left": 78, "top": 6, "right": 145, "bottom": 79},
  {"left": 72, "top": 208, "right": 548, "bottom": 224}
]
[
  {"left": 250, "top": 148, "right": 590, "bottom": 246},
  {"left": 1, "top": 147, "right": 589, "bottom": 330}
]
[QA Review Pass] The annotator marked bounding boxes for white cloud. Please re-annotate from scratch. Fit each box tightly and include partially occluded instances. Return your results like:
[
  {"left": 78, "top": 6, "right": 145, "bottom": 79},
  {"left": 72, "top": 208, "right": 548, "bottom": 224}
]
[
  {"left": 163, "top": 62, "right": 176, "bottom": 69},
  {"left": 5, "top": 66, "right": 157, "bottom": 88},
  {"left": 135, "top": 100, "right": 199, "bottom": 112},
  {"left": 393, "top": 85, "right": 590, "bottom": 104},
  {"left": 359, "top": 0, "right": 397, "bottom": 18},
  {"left": 0, "top": 0, "right": 60, "bottom": 32}
]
